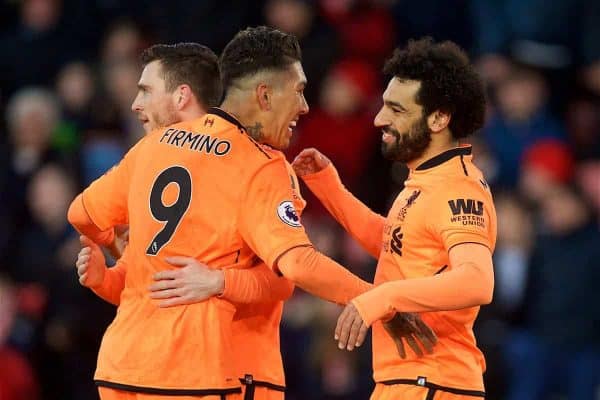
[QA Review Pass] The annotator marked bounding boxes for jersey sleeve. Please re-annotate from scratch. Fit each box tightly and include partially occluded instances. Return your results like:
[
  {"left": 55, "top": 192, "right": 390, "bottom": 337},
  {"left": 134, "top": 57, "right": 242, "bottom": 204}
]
[
  {"left": 238, "top": 158, "right": 312, "bottom": 270},
  {"left": 221, "top": 264, "right": 294, "bottom": 304},
  {"left": 301, "top": 164, "right": 385, "bottom": 258},
  {"left": 81, "top": 138, "right": 144, "bottom": 231},
  {"left": 426, "top": 181, "right": 495, "bottom": 251},
  {"left": 353, "top": 242, "right": 494, "bottom": 325}
]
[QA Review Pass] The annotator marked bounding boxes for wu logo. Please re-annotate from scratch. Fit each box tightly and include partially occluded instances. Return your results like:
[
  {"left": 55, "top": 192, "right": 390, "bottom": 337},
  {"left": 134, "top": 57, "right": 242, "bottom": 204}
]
[{"left": 448, "top": 199, "right": 484, "bottom": 216}]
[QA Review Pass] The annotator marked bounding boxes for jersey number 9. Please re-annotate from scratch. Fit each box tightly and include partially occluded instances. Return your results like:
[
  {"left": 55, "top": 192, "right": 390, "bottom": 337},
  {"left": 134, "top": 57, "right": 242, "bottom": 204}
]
[{"left": 146, "top": 166, "right": 192, "bottom": 255}]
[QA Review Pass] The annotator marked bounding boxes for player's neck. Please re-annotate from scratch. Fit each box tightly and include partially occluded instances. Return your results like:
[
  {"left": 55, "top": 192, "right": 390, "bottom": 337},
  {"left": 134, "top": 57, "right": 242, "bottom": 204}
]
[
  {"left": 180, "top": 104, "right": 206, "bottom": 122},
  {"left": 406, "top": 133, "right": 458, "bottom": 170},
  {"left": 220, "top": 96, "right": 265, "bottom": 142}
]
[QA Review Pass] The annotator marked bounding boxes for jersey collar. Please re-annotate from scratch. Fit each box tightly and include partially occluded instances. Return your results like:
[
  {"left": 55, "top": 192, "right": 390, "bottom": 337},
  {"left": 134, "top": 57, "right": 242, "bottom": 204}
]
[
  {"left": 415, "top": 145, "right": 472, "bottom": 171},
  {"left": 207, "top": 107, "right": 247, "bottom": 133}
]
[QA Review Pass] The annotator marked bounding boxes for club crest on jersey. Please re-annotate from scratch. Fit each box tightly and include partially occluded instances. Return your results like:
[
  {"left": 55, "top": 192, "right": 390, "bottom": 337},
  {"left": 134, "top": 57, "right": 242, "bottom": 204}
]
[
  {"left": 277, "top": 201, "right": 301, "bottom": 227},
  {"left": 397, "top": 190, "right": 421, "bottom": 222}
]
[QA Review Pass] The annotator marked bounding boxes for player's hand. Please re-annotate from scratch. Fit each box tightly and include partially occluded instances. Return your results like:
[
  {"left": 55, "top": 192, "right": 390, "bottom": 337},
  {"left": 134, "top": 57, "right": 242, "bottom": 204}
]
[
  {"left": 383, "top": 313, "right": 437, "bottom": 358},
  {"left": 291, "top": 148, "right": 331, "bottom": 177},
  {"left": 76, "top": 235, "right": 106, "bottom": 288},
  {"left": 106, "top": 225, "right": 129, "bottom": 260},
  {"left": 334, "top": 302, "right": 369, "bottom": 351},
  {"left": 149, "top": 256, "right": 225, "bottom": 307}
]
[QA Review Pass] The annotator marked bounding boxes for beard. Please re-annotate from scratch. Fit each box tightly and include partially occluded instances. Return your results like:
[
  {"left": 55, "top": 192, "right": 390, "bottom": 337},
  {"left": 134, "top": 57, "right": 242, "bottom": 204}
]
[
  {"left": 151, "top": 102, "right": 179, "bottom": 131},
  {"left": 381, "top": 116, "right": 432, "bottom": 163}
]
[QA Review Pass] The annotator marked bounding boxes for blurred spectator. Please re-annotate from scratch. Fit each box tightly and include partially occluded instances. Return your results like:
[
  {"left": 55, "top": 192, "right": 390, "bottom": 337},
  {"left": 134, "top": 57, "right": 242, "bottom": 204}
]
[
  {"left": 80, "top": 137, "right": 125, "bottom": 185},
  {"left": 320, "top": 0, "right": 395, "bottom": 66},
  {"left": 505, "top": 183, "right": 600, "bottom": 400},
  {"left": 519, "top": 139, "right": 575, "bottom": 203},
  {"left": 264, "top": 0, "right": 341, "bottom": 103},
  {"left": 470, "top": 0, "right": 599, "bottom": 69},
  {"left": 101, "top": 20, "right": 144, "bottom": 65},
  {"left": 482, "top": 67, "right": 566, "bottom": 188},
  {"left": 287, "top": 59, "right": 380, "bottom": 202},
  {"left": 0, "top": 88, "right": 64, "bottom": 261},
  {"left": 54, "top": 61, "right": 97, "bottom": 156},
  {"left": 13, "top": 164, "right": 111, "bottom": 399},
  {"left": 0, "top": 275, "right": 40, "bottom": 400},
  {"left": 491, "top": 193, "right": 534, "bottom": 315},
  {"left": 0, "top": 3, "right": 597, "bottom": 399},
  {"left": 474, "top": 192, "right": 535, "bottom": 399},
  {"left": 575, "top": 161, "right": 600, "bottom": 220},
  {"left": 0, "top": 0, "right": 85, "bottom": 99},
  {"left": 56, "top": 62, "right": 96, "bottom": 129},
  {"left": 564, "top": 94, "right": 600, "bottom": 161}
]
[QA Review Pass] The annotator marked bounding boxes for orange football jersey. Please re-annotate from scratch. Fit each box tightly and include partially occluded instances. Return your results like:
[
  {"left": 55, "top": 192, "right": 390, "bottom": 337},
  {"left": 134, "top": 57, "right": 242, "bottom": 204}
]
[
  {"left": 81, "top": 108, "right": 311, "bottom": 395},
  {"left": 230, "top": 149, "right": 304, "bottom": 392},
  {"left": 367, "top": 146, "right": 496, "bottom": 392},
  {"left": 304, "top": 146, "right": 496, "bottom": 394}
]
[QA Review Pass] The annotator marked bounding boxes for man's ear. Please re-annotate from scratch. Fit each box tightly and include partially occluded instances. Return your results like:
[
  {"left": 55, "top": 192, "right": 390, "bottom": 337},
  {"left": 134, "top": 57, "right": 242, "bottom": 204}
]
[
  {"left": 427, "top": 110, "right": 451, "bottom": 133},
  {"left": 256, "top": 83, "right": 272, "bottom": 111},
  {"left": 174, "top": 84, "right": 193, "bottom": 110}
]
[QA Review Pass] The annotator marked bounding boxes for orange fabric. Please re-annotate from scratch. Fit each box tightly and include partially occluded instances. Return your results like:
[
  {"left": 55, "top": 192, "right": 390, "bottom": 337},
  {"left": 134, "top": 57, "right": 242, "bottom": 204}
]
[
  {"left": 67, "top": 194, "right": 115, "bottom": 246},
  {"left": 370, "top": 383, "right": 483, "bottom": 400},
  {"left": 98, "top": 386, "right": 241, "bottom": 400},
  {"left": 93, "top": 250, "right": 128, "bottom": 306},
  {"left": 222, "top": 262, "right": 294, "bottom": 304},
  {"left": 277, "top": 245, "right": 372, "bottom": 304},
  {"left": 75, "top": 109, "right": 314, "bottom": 393},
  {"left": 305, "top": 146, "right": 497, "bottom": 392},
  {"left": 301, "top": 164, "right": 385, "bottom": 258},
  {"left": 353, "top": 242, "right": 494, "bottom": 324},
  {"left": 229, "top": 151, "right": 304, "bottom": 386}
]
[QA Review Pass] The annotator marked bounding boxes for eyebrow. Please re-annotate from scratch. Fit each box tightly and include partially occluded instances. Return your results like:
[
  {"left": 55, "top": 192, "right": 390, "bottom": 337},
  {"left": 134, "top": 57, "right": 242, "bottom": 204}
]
[
  {"left": 384, "top": 100, "right": 406, "bottom": 111},
  {"left": 137, "top": 83, "right": 150, "bottom": 90}
]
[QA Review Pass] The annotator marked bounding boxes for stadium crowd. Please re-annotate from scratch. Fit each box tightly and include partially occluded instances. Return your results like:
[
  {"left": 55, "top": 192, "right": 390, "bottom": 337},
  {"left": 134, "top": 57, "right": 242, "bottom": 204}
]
[{"left": 0, "top": 0, "right": 598, "bottom": 399}]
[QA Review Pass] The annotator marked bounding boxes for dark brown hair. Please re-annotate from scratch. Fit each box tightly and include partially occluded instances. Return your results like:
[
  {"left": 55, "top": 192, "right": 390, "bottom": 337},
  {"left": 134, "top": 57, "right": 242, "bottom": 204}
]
[{"left": 141, "top": 43, "right": 222, "bottom": 108}]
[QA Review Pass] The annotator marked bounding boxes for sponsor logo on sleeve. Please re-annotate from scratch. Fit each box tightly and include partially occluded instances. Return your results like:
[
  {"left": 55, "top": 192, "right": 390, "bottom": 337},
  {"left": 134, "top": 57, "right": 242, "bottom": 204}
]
[
  {"left": 277, "top": 201, "right": 301, "bottom": 227},
  {"left": 448, "top": 198, "right": 486, "bottom": 228}
]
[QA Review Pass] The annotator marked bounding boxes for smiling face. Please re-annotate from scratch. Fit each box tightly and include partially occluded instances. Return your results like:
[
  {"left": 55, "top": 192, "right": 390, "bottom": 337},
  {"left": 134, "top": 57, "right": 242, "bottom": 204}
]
[
  {"left": 130, "top": 60, "right": 180, "bottom": 133},
  {"left": 263, "top": 61, "right": 309, "bottom": 150},
  {"left": 374, "top": 78, "right": 432, "bottom": 163}
]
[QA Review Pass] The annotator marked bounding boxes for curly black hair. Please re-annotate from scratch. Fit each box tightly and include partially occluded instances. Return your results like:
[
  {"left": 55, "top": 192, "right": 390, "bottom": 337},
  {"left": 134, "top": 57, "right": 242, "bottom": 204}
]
[
  {"left": 141, "top": 43, "right": 222, "bottom": 108},
  {"left": 383, "top": 38, "right": 486, "bottom": 139},
  {"left": 220, "top": 26, "right": 302, "bottom": 91}
]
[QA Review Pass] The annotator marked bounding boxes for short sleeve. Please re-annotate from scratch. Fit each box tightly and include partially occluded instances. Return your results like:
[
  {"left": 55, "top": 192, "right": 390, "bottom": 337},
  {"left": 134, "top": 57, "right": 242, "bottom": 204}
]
[
  {"left": 81, "top": 138, "right": 144, "bottom": 231},
  {"left": 238, "top": 158, "right": 312, "bottom": 269},
  {"left": 427, "top": 181, "right": 495, "bottom": 251}
]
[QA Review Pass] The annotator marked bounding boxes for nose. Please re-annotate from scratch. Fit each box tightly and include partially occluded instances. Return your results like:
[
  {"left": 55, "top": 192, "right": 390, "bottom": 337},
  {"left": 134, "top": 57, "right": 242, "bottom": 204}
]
[
  {"left": 299, "top": 94, "right": 309, "bottom": 115},
  {"left": 131, "top": 92, "right": 142, "bottom": 113},
  {"left": 374, "top": 107, "right": 387, "bottom": 128}
]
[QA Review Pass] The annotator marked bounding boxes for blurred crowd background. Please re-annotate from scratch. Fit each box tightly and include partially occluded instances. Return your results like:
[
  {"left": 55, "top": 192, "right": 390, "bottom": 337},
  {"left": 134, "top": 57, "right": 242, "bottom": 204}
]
[{"left": 0, "top": 0, "right": 599, "bottom": 399}]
